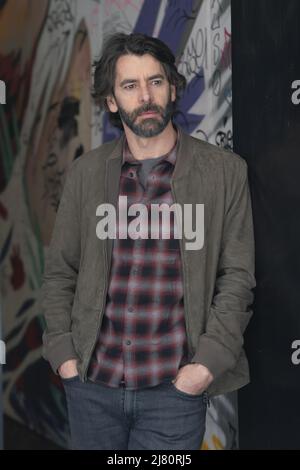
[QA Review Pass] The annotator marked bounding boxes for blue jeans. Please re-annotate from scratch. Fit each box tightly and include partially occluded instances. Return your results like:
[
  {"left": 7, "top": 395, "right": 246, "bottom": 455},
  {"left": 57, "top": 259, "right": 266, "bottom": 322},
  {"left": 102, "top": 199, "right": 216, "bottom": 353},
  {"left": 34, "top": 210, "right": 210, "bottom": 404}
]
[{"left": 62, "top": 376, "right": 207, "bottom": 450}]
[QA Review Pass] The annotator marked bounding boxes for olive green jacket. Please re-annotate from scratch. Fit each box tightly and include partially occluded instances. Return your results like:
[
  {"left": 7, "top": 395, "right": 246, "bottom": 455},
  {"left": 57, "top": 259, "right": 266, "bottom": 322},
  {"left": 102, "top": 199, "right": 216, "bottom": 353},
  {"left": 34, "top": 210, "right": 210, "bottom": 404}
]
[{"left": 41, "top": 128, "right": 255, "bottom": 397}]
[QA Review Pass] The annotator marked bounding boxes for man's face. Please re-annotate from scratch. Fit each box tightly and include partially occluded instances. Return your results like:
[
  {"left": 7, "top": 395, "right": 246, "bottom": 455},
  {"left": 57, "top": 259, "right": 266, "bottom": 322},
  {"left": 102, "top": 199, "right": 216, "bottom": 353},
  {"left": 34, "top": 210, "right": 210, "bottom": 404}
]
[{"left": 107, "top": 53, "right": 176, "bottom": 137}]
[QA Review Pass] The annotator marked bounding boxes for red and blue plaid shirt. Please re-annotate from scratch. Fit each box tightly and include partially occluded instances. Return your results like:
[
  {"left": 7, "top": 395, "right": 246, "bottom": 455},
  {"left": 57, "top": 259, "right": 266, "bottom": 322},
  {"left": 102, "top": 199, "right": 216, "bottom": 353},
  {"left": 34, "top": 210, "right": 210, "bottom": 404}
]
[{"left": 87, "top": 129, "right": 189, "bottom": 389}]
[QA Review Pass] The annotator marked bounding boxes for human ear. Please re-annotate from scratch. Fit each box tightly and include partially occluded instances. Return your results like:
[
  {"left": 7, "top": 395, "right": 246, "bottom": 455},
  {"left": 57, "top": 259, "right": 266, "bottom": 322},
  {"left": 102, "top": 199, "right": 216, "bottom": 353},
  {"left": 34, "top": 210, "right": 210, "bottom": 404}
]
[
  {"left": 106, "top": 94, "right": 118, "bottom": 113},
  {"left": 170, "top": 84, "right": 176, "bottom": 102}
]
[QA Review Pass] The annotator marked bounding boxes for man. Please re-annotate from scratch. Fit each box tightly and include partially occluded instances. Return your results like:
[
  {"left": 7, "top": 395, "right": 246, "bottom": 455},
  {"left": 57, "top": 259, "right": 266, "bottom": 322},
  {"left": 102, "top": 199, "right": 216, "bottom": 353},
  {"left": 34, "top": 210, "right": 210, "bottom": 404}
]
[{"left": 41, "top": 33, "right": 255, "bottom": 450}]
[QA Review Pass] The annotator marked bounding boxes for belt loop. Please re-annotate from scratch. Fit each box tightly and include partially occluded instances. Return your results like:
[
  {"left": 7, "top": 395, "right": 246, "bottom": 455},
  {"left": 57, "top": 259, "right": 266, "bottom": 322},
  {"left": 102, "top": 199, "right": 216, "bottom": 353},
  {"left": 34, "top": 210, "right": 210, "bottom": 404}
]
[{"left": 203, "top": 391, "right": 210, "bottom": 407}]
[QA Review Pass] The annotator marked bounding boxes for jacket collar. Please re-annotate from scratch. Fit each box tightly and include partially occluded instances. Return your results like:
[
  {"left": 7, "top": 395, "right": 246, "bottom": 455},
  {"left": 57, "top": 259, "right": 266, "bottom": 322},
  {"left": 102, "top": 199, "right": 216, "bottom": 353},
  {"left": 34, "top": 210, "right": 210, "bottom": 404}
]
[{"left": 106, "top": 125, "right": 194, "bottom": 181}]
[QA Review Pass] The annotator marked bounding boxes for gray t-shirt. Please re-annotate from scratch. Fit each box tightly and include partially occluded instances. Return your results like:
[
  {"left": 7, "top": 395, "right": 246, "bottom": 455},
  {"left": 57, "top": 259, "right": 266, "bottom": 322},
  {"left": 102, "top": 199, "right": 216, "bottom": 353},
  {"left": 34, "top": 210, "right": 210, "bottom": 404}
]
[{"left": 138, "top": 155, "right": 166, "bottom": 190}]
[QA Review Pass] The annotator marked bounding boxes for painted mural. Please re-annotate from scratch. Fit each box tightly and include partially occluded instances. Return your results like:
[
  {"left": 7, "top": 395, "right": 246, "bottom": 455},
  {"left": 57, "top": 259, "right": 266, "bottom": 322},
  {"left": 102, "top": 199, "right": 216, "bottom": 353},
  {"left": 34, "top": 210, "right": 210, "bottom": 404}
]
[{"left": 0, "top": 0, "right": 235, "bottom": 449}]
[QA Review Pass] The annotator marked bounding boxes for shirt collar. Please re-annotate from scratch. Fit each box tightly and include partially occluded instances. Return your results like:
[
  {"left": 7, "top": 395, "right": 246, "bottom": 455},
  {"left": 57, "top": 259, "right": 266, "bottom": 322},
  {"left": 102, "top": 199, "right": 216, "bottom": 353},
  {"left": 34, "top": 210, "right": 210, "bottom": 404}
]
[{"left": 122, "top": 125, "right": 180, "bottom": 167}]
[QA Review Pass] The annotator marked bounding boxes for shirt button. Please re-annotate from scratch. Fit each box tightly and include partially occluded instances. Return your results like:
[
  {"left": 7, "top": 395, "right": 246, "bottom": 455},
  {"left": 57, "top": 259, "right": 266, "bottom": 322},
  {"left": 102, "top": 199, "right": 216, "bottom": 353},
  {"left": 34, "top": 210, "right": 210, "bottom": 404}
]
[
  {"left": 128, "top": 307, "right": 134, "bottom": 312},
  {"left": 129, "top": 171, "right": 134, "bottom": 177},
  {"left": 125, "top": 340, "right": 131, "bottom": 346}
]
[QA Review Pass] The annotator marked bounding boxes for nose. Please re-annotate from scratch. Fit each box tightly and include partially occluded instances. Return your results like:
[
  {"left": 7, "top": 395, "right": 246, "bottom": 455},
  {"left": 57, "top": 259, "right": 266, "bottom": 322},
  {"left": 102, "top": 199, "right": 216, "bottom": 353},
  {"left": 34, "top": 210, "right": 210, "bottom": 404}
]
[{"left": 138, "top": 83, "right": 151, "bottom": 104}]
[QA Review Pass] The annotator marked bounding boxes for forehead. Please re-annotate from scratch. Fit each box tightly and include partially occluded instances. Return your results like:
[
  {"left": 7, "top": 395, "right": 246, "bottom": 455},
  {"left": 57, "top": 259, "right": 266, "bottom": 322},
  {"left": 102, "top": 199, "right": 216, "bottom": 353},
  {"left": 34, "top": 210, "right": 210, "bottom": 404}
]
[{"left": 115, "top": 54, "right": 166, "bottom": 82}]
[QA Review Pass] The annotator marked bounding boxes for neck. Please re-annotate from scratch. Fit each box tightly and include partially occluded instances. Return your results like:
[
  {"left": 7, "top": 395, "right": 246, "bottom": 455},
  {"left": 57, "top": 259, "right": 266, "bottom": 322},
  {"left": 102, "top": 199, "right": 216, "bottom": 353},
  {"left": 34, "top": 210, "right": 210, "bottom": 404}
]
[{"left": 123, "top": 121, "right": 177, "bottom": 160}]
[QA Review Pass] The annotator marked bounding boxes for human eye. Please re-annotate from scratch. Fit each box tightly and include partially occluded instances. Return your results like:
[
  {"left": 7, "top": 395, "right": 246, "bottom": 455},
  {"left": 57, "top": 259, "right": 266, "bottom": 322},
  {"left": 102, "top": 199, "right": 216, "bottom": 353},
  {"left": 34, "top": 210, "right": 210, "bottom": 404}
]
[
  {"left": 124, "top": 83, "right": 136, "bottom": 90},
  {"left": 151, "top": 79, "right": 162, "bottom": 86}
]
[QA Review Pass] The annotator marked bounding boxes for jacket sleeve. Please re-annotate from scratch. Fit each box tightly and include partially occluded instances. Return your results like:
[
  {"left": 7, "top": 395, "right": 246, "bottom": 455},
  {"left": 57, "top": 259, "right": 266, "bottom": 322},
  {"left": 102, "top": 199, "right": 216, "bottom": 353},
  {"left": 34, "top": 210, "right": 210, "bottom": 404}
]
[
  {"left": 191, "top": 157, "right": 256, "bottom": 380},
  {"left": 41, "top": 160, "right": 80, "bottom": 374}
]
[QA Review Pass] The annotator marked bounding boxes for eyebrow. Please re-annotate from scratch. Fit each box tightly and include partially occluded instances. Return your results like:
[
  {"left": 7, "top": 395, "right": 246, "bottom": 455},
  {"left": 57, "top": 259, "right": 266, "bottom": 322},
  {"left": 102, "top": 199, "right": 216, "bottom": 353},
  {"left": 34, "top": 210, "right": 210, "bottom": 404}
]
[{"left": 119, "top": 74, "right": 165, "bottom": 87}]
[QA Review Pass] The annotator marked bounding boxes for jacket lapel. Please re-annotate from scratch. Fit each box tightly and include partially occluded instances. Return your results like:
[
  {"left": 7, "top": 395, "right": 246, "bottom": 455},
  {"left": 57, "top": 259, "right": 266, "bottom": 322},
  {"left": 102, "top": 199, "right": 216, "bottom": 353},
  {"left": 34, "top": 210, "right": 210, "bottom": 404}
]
[{"left": 104, "top": 134, "right": 124, "bottom": 271}]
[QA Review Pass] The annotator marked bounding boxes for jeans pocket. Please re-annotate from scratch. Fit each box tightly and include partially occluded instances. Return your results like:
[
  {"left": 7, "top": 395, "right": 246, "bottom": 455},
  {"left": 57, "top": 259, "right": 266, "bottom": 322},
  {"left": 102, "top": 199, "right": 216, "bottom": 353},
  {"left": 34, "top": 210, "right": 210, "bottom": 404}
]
[
  {"left": 61, "top": 374, "right": 80, "bottom": 385},
  {"left": 170, "top": 381, "right": 204, "bottom": 399}
]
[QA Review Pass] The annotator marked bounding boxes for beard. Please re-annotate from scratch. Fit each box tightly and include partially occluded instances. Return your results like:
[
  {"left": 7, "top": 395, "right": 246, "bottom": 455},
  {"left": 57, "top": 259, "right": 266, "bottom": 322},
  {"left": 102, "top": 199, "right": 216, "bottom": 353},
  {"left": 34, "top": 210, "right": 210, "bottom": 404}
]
[{"left": 115, "top": 90, "right": 174, "bottom": 137}]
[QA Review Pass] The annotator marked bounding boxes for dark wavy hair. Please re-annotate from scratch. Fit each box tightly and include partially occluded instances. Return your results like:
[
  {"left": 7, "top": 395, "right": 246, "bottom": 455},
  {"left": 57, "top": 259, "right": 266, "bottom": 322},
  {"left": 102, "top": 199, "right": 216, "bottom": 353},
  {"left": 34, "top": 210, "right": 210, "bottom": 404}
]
[{"left": 91, "top": 33, "right": 186, "bottom": 130}]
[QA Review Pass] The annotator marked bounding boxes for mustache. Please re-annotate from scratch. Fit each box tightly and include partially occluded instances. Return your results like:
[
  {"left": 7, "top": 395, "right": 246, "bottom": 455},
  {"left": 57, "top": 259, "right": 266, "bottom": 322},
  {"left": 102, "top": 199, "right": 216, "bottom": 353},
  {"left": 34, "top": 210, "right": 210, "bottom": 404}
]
[{"left": 134, "top": 105, "right": 162, "bottom": 118}]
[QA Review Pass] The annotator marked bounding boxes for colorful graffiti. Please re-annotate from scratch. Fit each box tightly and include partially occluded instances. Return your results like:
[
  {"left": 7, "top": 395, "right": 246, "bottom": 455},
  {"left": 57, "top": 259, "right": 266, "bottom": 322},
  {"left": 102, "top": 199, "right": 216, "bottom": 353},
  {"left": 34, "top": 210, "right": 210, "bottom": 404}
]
[{"left": 0, "top": 0, "right": 234, "bottom": 449}]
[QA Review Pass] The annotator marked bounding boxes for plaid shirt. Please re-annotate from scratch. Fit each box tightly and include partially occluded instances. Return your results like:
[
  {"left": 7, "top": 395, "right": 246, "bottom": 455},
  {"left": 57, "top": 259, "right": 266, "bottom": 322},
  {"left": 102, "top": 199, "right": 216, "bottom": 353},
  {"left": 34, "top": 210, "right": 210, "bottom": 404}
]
[{"left": 87, "top": 129, "right": 189, "bottom": 389}]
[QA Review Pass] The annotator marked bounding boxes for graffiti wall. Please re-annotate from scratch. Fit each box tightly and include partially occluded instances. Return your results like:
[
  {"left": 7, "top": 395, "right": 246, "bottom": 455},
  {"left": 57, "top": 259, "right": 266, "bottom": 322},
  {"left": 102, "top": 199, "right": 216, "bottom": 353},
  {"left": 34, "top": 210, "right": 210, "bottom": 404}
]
[{"left": 0, "top": 0, "right": 234, "bottom": 449}]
